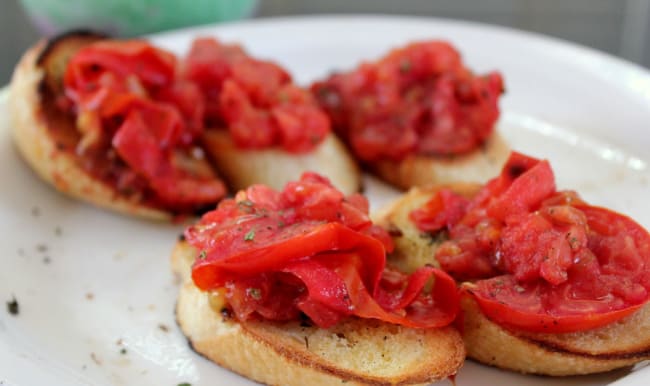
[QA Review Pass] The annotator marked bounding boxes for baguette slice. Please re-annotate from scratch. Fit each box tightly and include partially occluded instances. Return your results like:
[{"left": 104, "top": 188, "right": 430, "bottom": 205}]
[
  {"left": 172, "top": 241, "right": 465, "bottom": 386},
  {"left": 9, "top": 33, "right": 220, "bottom": 220},
  {"left": 371, "top": 131, "right": 510, "bottom": 191},
  {"left": 201, "top": 129, "right": 361, "bottom": 195},
  {"left": 376, "top": 184, "right": 650, "bottom": 376}
]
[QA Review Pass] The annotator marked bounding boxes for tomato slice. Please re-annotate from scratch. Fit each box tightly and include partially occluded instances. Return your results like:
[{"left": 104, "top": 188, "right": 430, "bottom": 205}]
[
  {"left": 186, "top": 173, "right": 459, "bottom": 329},
  {"left": 410, "top": 151, "right": 650, "bottom": 333},
  {"left": 312, "top": 40, "right": 504, "bottom": 161}
]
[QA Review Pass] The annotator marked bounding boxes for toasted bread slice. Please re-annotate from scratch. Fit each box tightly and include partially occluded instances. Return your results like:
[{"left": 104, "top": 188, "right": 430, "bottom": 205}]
[
  {"left": 172, "top": 241, "right": 465, "bottom": 386},
  {"left": 201, "top": 129, "right": 361, "bottom": 195},
  {"left": 9, "top": 33, "right": 220, "bottom": 220},
  {"left": 371, "top": 132, "right": 509, "bottom": 190},
  {"left": 376, "top": 184, "right": 650, "bottom": 375}
]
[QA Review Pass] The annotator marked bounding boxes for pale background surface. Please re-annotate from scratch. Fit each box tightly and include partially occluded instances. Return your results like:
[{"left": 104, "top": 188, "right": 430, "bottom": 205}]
[{"left": 2, "top": 0, "right": 650, "bottom": 84}]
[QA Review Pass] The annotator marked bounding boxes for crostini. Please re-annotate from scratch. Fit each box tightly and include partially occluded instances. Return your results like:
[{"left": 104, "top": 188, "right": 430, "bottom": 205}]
[
  {"left": 312, "top": 41, "right": 508, "bottom": 190},
  {"left": 9, "top": 31, "right": 226, "bottom": 220},
  {"left": 376, "top": 152, "right": 650, "bottom": 375},
  {"left": 172, "top": 172, "right": 465, "bottom": 385},
  {"left": 186, "top": 37, "right": 361, "bottom": 195}
]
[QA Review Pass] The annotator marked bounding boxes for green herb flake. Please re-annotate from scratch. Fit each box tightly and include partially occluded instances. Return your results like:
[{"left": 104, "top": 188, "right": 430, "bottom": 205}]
[
  {"left": 247, "top": 287, "right": 262, "bottom": 300},
  {"left": 399, "top": 59, "right": 412, "bottom": 73},
  {"left": 244, "top": 229, "right": 256, "bottom": 242},
  {"left": 178, "top": 383, "right": 192, "bottom": 386},
  {"left": 198, "top": 250, "right": 207, "bottom": 259}
]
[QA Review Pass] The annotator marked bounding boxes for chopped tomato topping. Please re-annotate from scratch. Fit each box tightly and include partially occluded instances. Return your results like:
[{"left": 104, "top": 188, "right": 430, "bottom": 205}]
[
  {"left": 63, "top": 39, "right": 225, "bottom": 210},
  {"left": 185, "top": 173, "right": 459, "bottom": 329},
  {"left": 185, "top": 38, "right": 330, "bottom": 152},
  {"left": 410, "top": 152, "right": 650, "bottom": 333},
  {"left": 312, "top": 41, "right": 504, "bottom": 162}
]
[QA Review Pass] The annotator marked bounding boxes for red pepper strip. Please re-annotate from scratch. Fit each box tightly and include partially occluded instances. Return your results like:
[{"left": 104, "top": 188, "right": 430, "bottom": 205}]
[{"left": 113, "top": 110, "right": 225, "bottom": 206}]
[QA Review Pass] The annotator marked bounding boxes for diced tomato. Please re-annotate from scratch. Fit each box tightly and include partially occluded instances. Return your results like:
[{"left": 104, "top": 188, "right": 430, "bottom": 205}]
[
  {"left": 185, "top": 37, "right": 330, "bottom": 153},
  {"left": 185, "top": 173, "right": 459, "bottom": 329},
  {"left": 63, "top": 39, "right": 226, "bottom": 211},
  {"left": 153, "top": 81, "right": 206, "bottom": 144},
  {"left": 312, "top": 40, "right": 504, "bottom": 162},
  {"left": 410, "top": 188, "right": 470, "bottom": 232},
  {"left": 112, "top": 110, "right": 225, "bottom": 207},
  {"left": 410, "top": 151, "right": 650, "bottom": 333},
  {"left": 65, "top": 40, "right": 176, "bottom": 90}
]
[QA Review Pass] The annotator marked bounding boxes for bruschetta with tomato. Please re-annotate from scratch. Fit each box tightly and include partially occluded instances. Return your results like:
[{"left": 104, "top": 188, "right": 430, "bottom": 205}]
[
  {"left": 9, "top": 31, "right": 226, "bottom": 220},
  {"left": 376, "top": 152, "right": 650, "bottom": 375},
  {"left": 184, "top": 37, "right": 361, "bottom": 195},
  {"left": 172, "top": 172, "right": 465, "bottom": 385},
  {"left": 312, "top": 41, "right": 509, "bottom": 190},
  {"left": 9, "top": 33, "right": 360, "bottom": 220}
]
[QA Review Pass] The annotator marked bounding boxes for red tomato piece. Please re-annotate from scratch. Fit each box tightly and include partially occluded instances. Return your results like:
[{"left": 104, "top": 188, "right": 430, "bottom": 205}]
[
  {"left": 410, "top": 151, "right": 650, "bottom": 333},
  {"left": 63, "top": 39, "right": 226, "bottom": 210},
  {"left": 184, "top": 37, "right": 330, "bottom": 153},
  {"left": 65, "top": 40, "right": 176, "bottom": 90},
  {"left": 312, "top": 40, "right": 504, "bottom": 161},
  {"left": 185, "top": 173, "right": 459, "bottom": 329}
]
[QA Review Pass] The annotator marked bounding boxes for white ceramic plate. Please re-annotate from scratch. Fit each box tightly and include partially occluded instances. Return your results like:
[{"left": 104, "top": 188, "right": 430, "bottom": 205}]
[{"left": 1, "top": 15, "right": 650, "bottom": 386}]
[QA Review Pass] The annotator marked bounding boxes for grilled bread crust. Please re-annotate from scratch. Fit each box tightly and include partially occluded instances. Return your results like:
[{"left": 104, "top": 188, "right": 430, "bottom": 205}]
[{"left": 172, "top": 241, "right": 465, "bottom": 386}]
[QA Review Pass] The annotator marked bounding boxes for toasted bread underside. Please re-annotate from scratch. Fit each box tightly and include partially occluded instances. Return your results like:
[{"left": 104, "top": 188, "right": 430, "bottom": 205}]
[
  {"left": 9, "top": 33, "right": 173, "bottom": 220},
  {"left": 201, "top": 129, "right": 362, "bottom": 195},
  {"left": 376, "top": 184, "right": 650, "bottom": 375},
  {"left": 172, "top": 241, "right": 465, "bottom": 386},
  {"left": 372, "top": 131, "right": 509, "bottom": 190},
  {"left": 461, "top": 294, "right": 650, "bottom": 376}
]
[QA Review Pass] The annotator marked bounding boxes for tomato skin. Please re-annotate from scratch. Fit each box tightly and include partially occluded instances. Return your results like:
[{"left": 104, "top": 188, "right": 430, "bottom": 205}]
[
  {"left": 312, "top": 41, "right": 504, "bottom": 162},
  {"left": 466, "top": 277, "right": 643, "bottom": 334},
  {"left": 410, "top": 151, "right": 650, "bottom": 333},
  {"left": 186, "top": 173, "right": 459, "bottom": 329}
]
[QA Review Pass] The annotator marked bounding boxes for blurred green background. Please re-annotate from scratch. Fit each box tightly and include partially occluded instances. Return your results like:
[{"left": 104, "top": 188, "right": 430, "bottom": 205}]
[{"left": 2, "top": 0, "right": 650, "bottom": 84}]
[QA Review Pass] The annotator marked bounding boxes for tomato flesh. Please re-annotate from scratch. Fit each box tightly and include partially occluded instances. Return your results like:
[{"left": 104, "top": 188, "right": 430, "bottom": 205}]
[
  {"left": 63, "top": 40, "right": 225, "bottom": 210},
  {"left": 410, "top": 152, "right": 650, "bottom": 333},
  {"left": 186, "top": 173, "right": 459, "bottom": 328},
  {"left": 312, "top": 41, "right": 504, "bottom": 162},
  {"left": 185, "top": 38, "right": 330, "bottom": 153}
]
